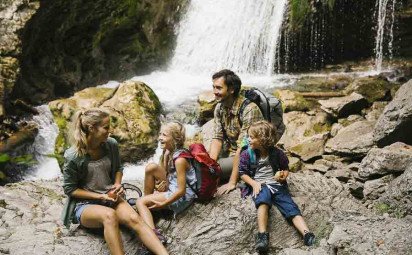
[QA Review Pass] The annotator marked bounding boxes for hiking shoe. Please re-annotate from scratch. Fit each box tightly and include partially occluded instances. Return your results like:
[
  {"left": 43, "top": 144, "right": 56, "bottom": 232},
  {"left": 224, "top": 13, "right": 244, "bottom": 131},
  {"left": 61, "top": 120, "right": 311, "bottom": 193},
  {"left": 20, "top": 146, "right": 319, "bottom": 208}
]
[
  {"left": 153, "top": 228, "right": 167, "bottom": 244},
  {"left": 255, "top": 232, "right": 269, "bottom": 252},
  {"left": 303, "top": 232, "right": 316, "bottom": 246}
]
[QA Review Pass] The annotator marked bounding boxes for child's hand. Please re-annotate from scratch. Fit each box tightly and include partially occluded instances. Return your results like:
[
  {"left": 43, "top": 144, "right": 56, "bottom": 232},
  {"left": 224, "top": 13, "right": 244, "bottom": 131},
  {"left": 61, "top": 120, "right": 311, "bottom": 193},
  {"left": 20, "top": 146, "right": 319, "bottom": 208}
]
[
  {"left": 274, "top": 170, "right": 289, "bottom": 182},
  {"left": 155, "top": 180, "right": 167, "bottom": 192},
  {"left": 251, "top": 181, "right": 262, "bottom": 198}
]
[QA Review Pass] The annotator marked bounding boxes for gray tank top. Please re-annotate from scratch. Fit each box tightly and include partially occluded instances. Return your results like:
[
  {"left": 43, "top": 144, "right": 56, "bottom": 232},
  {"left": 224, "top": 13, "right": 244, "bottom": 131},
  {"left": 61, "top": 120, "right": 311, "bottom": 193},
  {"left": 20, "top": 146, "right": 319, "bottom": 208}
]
[{"left": 83, "top": 156, "right": 113, "bottom": 194}]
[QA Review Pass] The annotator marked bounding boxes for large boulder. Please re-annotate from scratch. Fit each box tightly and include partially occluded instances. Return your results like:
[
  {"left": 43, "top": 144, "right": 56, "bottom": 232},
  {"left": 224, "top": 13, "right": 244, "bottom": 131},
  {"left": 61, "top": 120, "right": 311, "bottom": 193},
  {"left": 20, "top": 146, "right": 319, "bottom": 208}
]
[
  {"left": 273, "top": 89, "right": 312, "bottom": 112},
  {"left": 378, "top": 163, "right": 412, "bottom": 216},
  {"left": 344, "top": 76, "right": 392, "bottom": 103},
  {"left": 358, "top": 142, "right": 412, "bottom": 179},
  {"left": 318, "top": 92, "right": 368, "bottom": 118},
  {"left": 373, "top": 79, "right": 412, "bottom": 147},
  {"left": 363, "top": 174, "right": 395, "bottom": 200},
  {"left": 325, "top": 120, "right": 376, "bottom": 157},
  {"left": 49, "top": 80, "right": 161, "bottom": 162},
  {"left": 1, "top": 171, "right": 412, "bottom": 254},
  {"left": 197, "top": 91, "right": 217, "bottom": 125},
  {"left": 279, "top": 111, "right": 331, "bottom": 162}
]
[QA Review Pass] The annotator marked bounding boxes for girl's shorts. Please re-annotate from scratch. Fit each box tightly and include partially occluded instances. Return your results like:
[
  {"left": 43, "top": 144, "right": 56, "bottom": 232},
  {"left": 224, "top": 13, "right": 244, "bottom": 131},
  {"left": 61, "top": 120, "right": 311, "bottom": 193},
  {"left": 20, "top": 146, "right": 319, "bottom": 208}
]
[{"left": 74, "top": 200, "right": 115, "bottom": 225}]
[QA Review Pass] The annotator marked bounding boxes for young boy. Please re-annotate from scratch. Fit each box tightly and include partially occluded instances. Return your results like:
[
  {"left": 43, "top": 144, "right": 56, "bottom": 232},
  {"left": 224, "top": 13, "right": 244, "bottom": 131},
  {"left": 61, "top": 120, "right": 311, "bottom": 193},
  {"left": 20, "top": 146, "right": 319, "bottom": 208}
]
[{"left": 239, "top": 121, "right": 315, "bottom": 252}]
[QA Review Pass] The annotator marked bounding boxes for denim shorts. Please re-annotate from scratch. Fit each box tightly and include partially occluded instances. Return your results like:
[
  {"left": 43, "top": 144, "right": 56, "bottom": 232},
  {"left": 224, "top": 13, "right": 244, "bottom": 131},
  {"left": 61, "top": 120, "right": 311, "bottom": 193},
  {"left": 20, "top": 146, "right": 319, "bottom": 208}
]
[
  {"left": 253, "top": 184, "right": 301, "bottom": 219},
  {"left": 74, "top": 200, "right": 115, "bottom": 225},
  {"left": 165, "top": 191, "right": 194, "bottom": 214}
]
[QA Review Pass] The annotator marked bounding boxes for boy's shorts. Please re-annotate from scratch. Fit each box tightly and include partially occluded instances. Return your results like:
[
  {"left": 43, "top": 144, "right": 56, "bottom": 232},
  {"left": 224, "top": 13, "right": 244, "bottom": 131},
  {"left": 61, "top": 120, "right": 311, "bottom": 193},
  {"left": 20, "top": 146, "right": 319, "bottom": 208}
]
[{"left": 253, "top": 184, "right": 301, "bottom": 219}]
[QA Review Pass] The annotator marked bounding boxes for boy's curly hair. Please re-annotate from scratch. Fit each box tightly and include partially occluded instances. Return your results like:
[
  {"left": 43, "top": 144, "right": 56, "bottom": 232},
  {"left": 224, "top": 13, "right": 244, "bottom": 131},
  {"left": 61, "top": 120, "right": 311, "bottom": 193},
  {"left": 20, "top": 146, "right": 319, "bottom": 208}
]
[{"left": 248, "top": 120, "right": 279, "bottom": 149}]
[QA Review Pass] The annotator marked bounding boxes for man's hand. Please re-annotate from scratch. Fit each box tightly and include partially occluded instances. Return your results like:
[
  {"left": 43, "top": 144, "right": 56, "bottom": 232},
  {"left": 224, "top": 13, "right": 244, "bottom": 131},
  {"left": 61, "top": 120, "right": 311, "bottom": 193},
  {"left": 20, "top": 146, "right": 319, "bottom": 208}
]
[
  {"left": 251, "top": 180, "right": 262, "bottom": 198},
  {"left": 216, "top": 182, "right": 236, "bottom": 196}
]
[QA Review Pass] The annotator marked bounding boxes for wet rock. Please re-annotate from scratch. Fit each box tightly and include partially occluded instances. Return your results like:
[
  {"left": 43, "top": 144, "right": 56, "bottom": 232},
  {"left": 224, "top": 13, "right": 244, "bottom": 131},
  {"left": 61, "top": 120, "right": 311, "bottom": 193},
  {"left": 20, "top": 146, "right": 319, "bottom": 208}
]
[
  {"left": 325, "top": 120, "right": 376, "bottom": 157},
  {"left": 373, "top": 79, "right": 412, "bottom": 147},
  {"left": 197, "top": 91, "right": 217, "bottom": 125},
  {"left": 363, "top": 175, "right": 395, "bottom": 200},
  {"left": 358, "top": 142, "right": 412, "bottom": 179},
  {"left": 318, "top": 92, "right": 368, "bottom": 118},
  {"left": 273, "top": 89, "right": 312, "bottom": 112}
]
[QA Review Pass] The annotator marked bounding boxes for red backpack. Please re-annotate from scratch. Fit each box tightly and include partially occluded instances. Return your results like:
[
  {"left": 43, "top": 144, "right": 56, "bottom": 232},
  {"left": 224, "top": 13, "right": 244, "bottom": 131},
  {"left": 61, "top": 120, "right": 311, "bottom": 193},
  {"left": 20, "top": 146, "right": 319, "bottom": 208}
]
[{"left": 173, "top": 143, "right": 222, "bottom": 201}]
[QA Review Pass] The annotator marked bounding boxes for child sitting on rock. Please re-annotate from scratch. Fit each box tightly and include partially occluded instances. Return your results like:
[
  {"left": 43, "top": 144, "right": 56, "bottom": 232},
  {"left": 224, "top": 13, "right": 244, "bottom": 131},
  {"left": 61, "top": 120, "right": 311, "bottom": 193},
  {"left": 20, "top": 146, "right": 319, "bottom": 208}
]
[
  {"left": 136, "top": 122, "right": 198, "bottom": 243},
  {"left": 239, "top": 121, "right": 315, "bottom": 252}
]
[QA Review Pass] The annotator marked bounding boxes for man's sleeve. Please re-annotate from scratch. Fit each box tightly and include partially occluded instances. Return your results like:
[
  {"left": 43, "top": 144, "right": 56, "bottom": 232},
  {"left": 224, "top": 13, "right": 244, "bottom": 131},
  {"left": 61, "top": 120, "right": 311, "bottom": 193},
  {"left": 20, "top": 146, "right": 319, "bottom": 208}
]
[
  {"left": 212, "top": 104, "right": 224, "bottom": 140},
  {"left": 236, "top": 103, "right": 264, "bottom": 149}
]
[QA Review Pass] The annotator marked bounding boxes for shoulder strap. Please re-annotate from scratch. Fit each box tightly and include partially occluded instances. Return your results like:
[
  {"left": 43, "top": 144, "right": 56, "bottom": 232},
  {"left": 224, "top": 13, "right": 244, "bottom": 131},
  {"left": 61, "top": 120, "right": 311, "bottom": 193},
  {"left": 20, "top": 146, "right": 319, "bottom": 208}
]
[
  {"left": 268, "top": 147, "right": 280, "bottom": 174},
  {"left": 237, "top": 99, "right": 251, "bottom": 127}
]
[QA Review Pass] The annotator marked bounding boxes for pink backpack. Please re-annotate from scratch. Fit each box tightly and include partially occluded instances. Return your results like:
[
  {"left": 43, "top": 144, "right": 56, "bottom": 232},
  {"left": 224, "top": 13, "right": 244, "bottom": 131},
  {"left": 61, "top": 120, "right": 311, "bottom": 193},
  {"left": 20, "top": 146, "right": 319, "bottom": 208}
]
[{"left": 174, "top": 143, "right": 222, "bottom": 201}]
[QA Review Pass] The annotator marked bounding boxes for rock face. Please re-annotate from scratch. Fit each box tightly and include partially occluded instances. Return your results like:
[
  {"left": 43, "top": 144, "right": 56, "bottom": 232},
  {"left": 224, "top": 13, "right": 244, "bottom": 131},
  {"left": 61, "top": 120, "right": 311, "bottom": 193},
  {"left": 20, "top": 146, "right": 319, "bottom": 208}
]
[
  {"left": 197, "top": 91, "right": 217, "bottom": 125},
  {"left": 49, "top": 80, "right": 161, "bottom": 162},
  {"left": 379, "top": 163, "right": 412, "bottom": 216},
  {"left": 0, "top": 0, "right": 40, "bottom": 115},
  {"left": 358, "top": 142, "right": 412, "bottom": 179},
  {"left": 279, "top": 111, "right": 331, "bottom": 161},
  {"left": 2, "top": 170, "right": 412, "bottom": 255},
  {"left": 325, "top": 120, "right": 376, "bottom": 157},
  {"left": 3, "top": 0, "right": 187, "bottom": 105},
  {"left": 318, "top": 92, "right": 369, "bottom": 118},
  {"left": 373, "top": 79, "right": 412, "bottom": 147}
]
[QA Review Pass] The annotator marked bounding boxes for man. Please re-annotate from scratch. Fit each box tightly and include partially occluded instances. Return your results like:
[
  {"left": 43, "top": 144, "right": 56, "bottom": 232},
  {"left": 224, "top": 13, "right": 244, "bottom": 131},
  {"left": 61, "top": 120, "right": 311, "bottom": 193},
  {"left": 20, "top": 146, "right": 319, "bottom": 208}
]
[{"left": 209, "top": 69, "right": 264, "bottom": 195}]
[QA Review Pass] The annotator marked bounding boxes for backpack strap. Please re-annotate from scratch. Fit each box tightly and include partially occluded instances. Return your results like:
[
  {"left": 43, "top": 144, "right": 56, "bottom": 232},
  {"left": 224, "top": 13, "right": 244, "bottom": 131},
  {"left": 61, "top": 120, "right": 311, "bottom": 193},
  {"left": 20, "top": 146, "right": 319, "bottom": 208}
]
[
  {"left": 237, "top": 99, "right": 251, "bottom": 127},
  {"left": 172, "top": 149, "right": 199, "bottom": 196}
]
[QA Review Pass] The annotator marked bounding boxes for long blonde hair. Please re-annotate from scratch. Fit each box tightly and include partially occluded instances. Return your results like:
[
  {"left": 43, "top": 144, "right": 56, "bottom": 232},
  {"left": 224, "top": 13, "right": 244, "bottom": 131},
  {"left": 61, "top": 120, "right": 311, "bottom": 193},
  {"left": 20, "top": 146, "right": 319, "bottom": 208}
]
[
  {"left": 73, "top": 108, "right": 109, "bottom": 156},
  {"left": 159, "top": 122, "right": 186, "bottom": 169}
]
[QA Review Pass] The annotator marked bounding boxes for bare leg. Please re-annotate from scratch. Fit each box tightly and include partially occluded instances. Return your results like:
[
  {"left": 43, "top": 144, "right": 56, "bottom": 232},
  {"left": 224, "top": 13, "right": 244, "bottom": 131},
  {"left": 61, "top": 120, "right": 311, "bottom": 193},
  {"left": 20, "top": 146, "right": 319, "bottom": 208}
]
[
  {"left": 80, "top": 205, "right": 124, "bottom": 255},
  {"left": 144, "top": 163, "right": 167, "bottom": 195},
  {"left": 115, "top": 199, "right": 168, "bottom": 255},
  {"left": 136, "top": 192, "right": 168, "bottom": 229},
  {"left": 291, "top": 215, "right": 310, "bottom": 236},
  {"left": 257, "top": 204, "right": 270, "bottom": 233}
]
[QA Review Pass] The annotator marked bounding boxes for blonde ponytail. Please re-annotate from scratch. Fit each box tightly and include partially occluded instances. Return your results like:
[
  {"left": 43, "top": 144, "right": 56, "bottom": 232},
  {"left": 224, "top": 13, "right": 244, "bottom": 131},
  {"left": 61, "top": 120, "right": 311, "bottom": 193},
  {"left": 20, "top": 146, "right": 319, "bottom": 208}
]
[{"left": 72, "top": 108, "right": 109, "bottom": 156}]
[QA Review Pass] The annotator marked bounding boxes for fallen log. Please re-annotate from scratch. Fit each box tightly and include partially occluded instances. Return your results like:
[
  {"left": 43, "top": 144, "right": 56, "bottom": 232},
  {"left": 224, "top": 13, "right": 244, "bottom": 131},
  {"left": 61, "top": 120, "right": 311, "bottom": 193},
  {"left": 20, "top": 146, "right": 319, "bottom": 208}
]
[
  {"left": 298, "top": 91, "right": 345, "bottom": 98},
  {"left": 0, "top": 123, "right": 38, "bottom": 153}
]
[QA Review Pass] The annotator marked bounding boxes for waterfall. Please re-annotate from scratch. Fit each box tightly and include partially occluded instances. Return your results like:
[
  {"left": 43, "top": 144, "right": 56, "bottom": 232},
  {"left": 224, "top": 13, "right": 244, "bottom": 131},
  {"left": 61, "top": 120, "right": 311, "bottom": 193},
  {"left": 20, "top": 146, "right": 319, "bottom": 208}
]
[
  {"left": 26, "top": 105, "right": 60, "bottom": 180},
  {"left": 375, "top": 0, "right": 397, "bottom": 72},
  {"left": 170, "top": 0, "right": 288, "bottom": 76}
]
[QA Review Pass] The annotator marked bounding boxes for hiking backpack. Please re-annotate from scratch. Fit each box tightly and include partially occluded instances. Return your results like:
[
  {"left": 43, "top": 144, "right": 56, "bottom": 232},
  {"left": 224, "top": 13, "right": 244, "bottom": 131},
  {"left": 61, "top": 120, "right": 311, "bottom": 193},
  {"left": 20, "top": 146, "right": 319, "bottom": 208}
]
[
  {"left": 173, "top": 143, "right": 222, "bottom": 201},
  {"left": 219, "top": 87, "right": 285, "bottom": 140},
  {"left": 241, "top": 88, "right": 285, "bottom": 138}
]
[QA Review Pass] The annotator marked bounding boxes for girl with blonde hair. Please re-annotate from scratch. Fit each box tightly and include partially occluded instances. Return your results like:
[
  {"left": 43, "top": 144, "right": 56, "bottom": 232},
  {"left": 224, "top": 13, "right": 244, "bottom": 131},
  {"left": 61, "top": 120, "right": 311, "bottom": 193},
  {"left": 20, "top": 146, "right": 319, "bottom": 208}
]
[
  {"left": 61, "top": 108, "right": 168, "bottom": 255},
  {"left": 136, "top": 122, "right": 197, "bottom": 242}
]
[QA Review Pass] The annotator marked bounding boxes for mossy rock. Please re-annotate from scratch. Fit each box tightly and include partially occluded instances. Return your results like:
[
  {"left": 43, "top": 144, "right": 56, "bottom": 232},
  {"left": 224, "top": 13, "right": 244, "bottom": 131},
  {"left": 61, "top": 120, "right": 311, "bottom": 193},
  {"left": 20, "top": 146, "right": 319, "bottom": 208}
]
[
  {"left": 345, "top": 76, "right": 392, "bottom": 103},
  {"left": 286, "top": 75, "right": 353, "bottom": 93},
  {"left": 274, "top": 89, "right": 313, "bottom": 112}
]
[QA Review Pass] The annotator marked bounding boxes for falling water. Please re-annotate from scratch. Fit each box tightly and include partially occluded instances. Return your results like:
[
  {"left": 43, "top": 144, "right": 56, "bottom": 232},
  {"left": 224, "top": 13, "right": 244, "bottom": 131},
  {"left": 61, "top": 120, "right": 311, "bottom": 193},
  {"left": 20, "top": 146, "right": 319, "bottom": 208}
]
[
  {"left": 170, "top": 0, "right": 288, "bottom": 76},
  {"left": 26, "top": 105, "right": 60, "bottom": 180},
  {"left": 375, "top": 0, "right": 397, "bottom": 72}
]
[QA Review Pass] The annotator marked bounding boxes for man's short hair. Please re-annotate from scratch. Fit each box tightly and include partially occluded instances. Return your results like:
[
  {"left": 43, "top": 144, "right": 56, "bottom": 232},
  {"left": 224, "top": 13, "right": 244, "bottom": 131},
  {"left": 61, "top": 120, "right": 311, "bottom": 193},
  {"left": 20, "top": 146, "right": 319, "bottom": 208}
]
[{"left": 212, "top": 69, "right": 242, "bottom": 97}]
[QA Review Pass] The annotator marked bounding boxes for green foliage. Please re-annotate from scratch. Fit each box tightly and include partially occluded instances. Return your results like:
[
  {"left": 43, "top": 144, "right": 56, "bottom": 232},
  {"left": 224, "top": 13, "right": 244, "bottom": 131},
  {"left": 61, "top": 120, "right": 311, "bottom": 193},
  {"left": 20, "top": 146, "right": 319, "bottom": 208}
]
[
  {"left": 289, "top": 0, "right": 336, "bottom": 29},
  {"left": 0, "top": 154, "right": 11, "bottom": 163},
  {"left": 375, "top": 202, "right": 390, "bottom": 214},
  {"left": 0, "top": 153, "right": 37, "bottom": 165}
]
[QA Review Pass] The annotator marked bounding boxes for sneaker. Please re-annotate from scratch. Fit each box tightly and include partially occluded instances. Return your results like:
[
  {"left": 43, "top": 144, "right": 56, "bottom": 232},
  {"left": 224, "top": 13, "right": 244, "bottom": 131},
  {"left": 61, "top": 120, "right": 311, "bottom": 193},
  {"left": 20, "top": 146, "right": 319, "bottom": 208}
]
[
  {"left": 153, "top": 228, "right": 167, "bottom": 244},
  {"left": 255, "top": 232, "right": 269, "bottom": 252},
  {"left": 303, "top": 232, "right": 316, "bottom": 246}
]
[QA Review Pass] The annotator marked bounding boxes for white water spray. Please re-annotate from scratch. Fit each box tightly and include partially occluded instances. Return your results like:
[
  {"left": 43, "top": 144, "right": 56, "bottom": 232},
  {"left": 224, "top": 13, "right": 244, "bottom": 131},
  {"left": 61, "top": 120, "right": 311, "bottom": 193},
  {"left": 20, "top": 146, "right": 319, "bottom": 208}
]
[
  {"left": 170, "top": 0, "right": 288, "bottom": 75},
  {"left": 26, "top": 105, "right": 60, "bottom": 180}
]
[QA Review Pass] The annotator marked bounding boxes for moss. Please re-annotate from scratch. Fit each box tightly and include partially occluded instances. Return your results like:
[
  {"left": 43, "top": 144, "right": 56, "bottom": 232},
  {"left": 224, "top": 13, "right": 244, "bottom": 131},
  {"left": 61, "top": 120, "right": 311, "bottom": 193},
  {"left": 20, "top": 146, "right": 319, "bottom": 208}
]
[
  {"left": 304, "top": 122, "right": 332, "bottom": 137},
  {"left": 289, "top": 0, "right": 336, "bottom": 29},
  {"left": 375, "top": 202, "right": 391, "bottom": 215},
  {"left": 314, "top": 220, "right": 333, "bottom": 246},
  {"left": 0, "top": 199, "right": 7, "bottom": 208}
]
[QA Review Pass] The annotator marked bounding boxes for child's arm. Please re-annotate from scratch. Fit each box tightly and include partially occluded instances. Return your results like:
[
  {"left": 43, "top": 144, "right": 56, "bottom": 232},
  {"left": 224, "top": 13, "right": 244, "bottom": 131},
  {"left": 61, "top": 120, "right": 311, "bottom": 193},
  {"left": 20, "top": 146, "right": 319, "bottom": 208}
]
[
  {"left": 240, "top": 174, "right": 262, "bottom": 197},
  {"left": 150, "top": 157, "right": 189, "bottom": 209}
]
